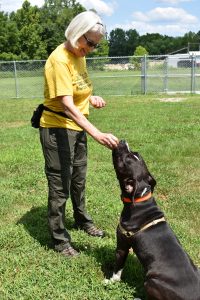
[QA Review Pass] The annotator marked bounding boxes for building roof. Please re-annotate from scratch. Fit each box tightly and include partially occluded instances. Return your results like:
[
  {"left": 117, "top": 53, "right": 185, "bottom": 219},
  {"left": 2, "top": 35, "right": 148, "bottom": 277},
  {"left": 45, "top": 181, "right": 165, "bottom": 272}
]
[{"left": 189, "top": 51, "right": 200, "bottom": 56}]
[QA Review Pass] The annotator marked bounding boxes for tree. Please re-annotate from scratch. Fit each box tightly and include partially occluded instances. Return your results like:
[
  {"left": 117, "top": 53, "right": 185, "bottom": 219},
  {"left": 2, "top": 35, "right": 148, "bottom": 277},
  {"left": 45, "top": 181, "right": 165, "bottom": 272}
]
[
  {"left": 108, "top": 28, "right": 140, "bottom": 56},
  {"left": 2, "top": 0, "right": 85, "bottom": 59},
  {"left": 0, "top": 12, "right": 20, "bottom": 60},
  {"left": 182, "top": 31, "right": 200, "bottom": 51},
  {"left": 125, "top": 29, "right": 139, "bottom": 55},
  {"left": 0, "top": 12, "right": 9, "bottom": 53},
  {"left": 1, "top": 0, "right": 200, "bottom": 60},
  {"left": 10, "top": 1, "right": 47, "bottom": 59},
  {"left": 39, "top": 0, "right": 85, "bottom": 55},
  {"left": 108, "top": 28, "right": 127, "bottom": 56},
  {"left": 139, "top": 33, "right": 164, "bottom": 54},
  {"left": 134, "top": 45, "right": 148, "bottom": 56},
  {"left": 130, "top": 46, "right": 148, "bottom": 70}
]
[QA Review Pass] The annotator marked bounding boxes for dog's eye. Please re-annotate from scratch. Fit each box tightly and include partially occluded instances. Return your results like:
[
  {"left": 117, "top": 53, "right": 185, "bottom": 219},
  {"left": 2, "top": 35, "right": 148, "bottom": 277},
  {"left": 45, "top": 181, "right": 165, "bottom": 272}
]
[{"left": 126, "top": 179, "right": 134, "bottom": 185}]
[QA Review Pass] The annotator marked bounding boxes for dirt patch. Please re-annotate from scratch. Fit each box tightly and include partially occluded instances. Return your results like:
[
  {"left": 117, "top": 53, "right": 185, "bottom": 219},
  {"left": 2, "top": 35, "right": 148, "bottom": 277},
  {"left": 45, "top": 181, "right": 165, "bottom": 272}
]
[
  {"left": 2, "top": 121, "right": 27, "bottom": 128},
  {"left": 159, "top": 97, "right": 186, "bottom": 102}
]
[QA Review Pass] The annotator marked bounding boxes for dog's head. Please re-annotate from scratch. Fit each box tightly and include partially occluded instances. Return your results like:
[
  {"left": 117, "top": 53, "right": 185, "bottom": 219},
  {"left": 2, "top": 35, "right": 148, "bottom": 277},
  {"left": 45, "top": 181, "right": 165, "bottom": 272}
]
[{"left": 112, "top": 140, "right": 156, "bottom": 200}]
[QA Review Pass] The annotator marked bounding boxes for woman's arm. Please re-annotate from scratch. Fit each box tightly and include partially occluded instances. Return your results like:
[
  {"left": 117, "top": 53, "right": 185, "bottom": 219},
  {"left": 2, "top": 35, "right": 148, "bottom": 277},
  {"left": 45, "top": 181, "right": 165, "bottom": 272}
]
[{"left": 60, "top": 95, "right": 118, "bottom": 149}]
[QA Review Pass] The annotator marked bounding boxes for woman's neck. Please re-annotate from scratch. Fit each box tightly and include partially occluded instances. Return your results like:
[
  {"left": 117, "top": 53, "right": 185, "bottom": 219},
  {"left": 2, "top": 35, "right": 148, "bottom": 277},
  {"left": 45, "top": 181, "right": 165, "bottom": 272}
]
[{"left": 64, "top": 41, "right": 75, "bottom": 55}]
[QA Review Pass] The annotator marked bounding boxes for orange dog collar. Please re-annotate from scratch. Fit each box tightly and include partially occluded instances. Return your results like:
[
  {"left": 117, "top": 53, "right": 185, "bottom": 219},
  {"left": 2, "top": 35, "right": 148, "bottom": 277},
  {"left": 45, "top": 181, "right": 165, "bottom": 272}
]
[{"left": 122, "top": 192, "right": 152, "bottom": 203}]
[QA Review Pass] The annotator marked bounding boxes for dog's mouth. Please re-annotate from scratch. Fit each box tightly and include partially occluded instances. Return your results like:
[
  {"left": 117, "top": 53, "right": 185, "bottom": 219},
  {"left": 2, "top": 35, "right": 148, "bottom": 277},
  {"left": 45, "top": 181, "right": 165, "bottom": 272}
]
[
  {"left": 113, "top": 140, "right": 130, "bottom": 154},
  {"left": 122, "top": 140, "right": 130, "bottom": 151},
  {"left": 113, "top": 140, "right": 140, "bottom": 161},
  {"left": 120, "top": 140, "right": 130, "bottom": 150}
]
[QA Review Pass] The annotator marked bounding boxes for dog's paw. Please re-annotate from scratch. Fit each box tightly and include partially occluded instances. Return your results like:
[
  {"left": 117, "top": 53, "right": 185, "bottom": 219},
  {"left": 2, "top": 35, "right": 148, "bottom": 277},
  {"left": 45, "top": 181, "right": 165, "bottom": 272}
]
[
  {"left": 103, "top": 277, "right": 121, "bottom": 285},
  {"left": 103, "top": 278, "right": 111, "bottom": 285},
  {"left": 103, "top": 269, "right": 123, "bottom": 285}
]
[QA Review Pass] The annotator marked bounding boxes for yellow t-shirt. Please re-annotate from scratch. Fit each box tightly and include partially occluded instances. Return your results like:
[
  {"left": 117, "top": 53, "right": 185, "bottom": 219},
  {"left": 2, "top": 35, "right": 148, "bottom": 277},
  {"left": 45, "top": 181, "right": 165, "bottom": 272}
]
[{"left": 40, "top": 43, "right": 93, "bottom": 130}]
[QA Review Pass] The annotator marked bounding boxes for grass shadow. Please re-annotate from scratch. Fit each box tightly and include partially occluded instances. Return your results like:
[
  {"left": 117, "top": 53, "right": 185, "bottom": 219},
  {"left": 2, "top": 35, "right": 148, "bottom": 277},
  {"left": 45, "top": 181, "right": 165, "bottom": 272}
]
[
  {"left": 17, "top": 206, "right": 146, "bottom": 297},
  {"left": 17, "top": 205, "right": 82, "bottom": 249},
  {"left": 17, "top": 206, "right": 52, "bottom": 248},
  {"left": 79, "top": 242, "right": 146, "bottom": 299}
]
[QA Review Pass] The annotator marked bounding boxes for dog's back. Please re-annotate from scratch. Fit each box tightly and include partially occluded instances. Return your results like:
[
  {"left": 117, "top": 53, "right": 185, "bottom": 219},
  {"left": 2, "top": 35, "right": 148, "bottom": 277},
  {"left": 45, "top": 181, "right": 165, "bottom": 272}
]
[{"left": 133, "top": 221, "right": 200, "bottom": 300}]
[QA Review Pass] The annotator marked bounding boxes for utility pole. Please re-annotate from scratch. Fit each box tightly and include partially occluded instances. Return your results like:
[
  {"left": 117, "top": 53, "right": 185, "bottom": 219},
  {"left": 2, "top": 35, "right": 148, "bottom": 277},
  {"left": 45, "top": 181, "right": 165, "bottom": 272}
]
[{"left": 187, "top": 42, "right": 190, "bottom": 53}]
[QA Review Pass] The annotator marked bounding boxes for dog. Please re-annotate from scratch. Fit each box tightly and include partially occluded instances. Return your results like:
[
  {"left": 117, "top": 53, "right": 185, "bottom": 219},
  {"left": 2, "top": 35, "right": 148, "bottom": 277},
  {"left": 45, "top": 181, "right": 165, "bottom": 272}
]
[{"left": 105, "top": 140, "right": 200, "bottom": 300}]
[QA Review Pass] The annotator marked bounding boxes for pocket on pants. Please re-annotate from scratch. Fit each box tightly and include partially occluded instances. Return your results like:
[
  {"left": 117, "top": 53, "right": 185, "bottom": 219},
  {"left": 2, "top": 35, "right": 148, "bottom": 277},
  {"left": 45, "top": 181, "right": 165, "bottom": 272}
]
[
  {"left": 73, "top": 131, "right": 87, "bottom": 166},
  {"left": 40, "top": 128, "right": 71, "bottom": 171}
]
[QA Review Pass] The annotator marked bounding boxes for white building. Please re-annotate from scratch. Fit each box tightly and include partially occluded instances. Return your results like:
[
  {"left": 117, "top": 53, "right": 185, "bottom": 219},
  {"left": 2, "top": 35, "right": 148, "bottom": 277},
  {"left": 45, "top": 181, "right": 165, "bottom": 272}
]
[{"left": 167, "top": 51, "right": 200, "bottom": 68}]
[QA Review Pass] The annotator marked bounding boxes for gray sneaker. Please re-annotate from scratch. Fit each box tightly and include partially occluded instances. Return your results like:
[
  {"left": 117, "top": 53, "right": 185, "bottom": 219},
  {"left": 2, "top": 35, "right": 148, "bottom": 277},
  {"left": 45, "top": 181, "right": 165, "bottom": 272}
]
[
  {"left": 83, "top": 225, "right": 105, "bottom": 238},
  {"left": 61, "top": 246, "right": 79, "bottom": 257}
]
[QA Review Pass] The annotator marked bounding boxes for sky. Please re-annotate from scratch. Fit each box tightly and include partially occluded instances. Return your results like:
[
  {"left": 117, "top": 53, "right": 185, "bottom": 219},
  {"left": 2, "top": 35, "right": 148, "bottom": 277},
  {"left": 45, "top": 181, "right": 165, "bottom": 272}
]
[{"left": 1, "top": 0, "right": 200, "bottom": 37}]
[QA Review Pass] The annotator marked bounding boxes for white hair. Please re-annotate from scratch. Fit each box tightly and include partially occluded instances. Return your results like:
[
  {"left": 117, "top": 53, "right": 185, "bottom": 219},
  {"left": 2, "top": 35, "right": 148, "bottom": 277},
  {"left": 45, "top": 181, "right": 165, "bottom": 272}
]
[{"left": 65, "top": 11, "right": 106, "bottom": 48}]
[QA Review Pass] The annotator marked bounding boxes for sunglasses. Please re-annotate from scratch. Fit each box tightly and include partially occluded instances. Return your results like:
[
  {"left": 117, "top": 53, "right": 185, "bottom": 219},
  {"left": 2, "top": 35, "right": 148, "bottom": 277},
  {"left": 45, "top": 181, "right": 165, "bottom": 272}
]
[{"left": 83, "top": 34, "right": 99, "bottom": 48}]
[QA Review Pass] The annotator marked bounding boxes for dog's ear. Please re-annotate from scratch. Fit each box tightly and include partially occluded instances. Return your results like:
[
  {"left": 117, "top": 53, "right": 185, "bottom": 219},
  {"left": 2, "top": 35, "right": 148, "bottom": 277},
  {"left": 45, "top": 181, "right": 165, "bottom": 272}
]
[
  {"left": 138, "top": 154, "right": 157, "bottom": 192},
  {"left": 128, "top": 151, "right": 156, "bottom": 193},
  {"left": 132, "top": 178, "right": 138, "bottom": 196},
  {"left": 147, "top": 172, "right": 156, "bottom": 192}
]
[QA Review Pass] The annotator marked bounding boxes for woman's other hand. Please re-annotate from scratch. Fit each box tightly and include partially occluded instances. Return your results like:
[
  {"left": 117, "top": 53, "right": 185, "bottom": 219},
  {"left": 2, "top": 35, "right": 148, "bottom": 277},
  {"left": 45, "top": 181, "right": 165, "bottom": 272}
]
[{"left": 90, "top": 96, "right": 106, "bottom": 108}]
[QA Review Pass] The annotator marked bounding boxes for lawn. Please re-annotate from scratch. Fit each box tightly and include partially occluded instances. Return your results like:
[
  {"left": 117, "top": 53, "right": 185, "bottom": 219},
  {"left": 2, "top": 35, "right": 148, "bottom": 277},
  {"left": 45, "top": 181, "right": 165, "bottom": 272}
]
[{"left": 0, "top": 95, "right": 200, "bottom": 299}]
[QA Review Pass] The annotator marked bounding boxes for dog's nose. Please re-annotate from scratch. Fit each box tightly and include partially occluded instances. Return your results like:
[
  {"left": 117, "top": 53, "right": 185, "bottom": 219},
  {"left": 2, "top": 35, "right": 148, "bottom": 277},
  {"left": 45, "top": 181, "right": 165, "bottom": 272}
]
[
  {"left": 119, "top": 140, "right": 130, "bottom": 152},
  {"left": 120, "top": 140, "right": 127, "bottom": 144}
]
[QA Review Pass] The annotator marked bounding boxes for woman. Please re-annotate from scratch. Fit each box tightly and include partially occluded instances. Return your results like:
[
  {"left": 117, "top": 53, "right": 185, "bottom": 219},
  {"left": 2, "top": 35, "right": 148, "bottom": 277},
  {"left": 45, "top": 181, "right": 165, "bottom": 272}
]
[{"left": 39, "top": 11, "right": 119, "bottom": 257}]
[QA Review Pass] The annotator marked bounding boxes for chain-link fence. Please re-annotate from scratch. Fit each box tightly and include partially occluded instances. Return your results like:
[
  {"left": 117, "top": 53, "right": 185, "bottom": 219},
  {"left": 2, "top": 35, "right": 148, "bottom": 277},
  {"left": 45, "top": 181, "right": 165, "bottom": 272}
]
[{"left": 0, "top": 55, "right": 200, "bottom": 99}]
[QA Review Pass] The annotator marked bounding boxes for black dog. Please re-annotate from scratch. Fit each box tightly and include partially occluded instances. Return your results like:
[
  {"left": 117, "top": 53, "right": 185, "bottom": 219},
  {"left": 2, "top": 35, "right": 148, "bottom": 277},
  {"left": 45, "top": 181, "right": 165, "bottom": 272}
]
[{"left": 105, "top": 140, "right": 200, "bottom": 300}]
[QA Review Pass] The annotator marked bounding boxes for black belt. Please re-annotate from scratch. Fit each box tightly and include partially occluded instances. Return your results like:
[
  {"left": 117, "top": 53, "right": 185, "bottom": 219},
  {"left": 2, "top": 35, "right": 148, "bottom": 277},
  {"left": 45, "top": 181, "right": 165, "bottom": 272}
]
[{"left": 43, "top": 105, "right": 71, "bottom": 119}]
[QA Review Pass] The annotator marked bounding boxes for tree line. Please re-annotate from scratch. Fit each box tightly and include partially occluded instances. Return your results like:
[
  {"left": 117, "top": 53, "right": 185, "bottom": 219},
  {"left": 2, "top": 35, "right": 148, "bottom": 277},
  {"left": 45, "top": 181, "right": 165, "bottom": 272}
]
[{"left": 0, "top": 0, "right": 199, "bottom": 61}]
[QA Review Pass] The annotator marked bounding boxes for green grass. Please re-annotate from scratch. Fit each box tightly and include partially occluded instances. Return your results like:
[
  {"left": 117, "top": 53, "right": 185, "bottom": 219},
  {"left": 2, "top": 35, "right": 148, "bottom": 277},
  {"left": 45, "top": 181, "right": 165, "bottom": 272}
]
[{"left": 0, "top": 95, "right": 200, "bottom": 299}]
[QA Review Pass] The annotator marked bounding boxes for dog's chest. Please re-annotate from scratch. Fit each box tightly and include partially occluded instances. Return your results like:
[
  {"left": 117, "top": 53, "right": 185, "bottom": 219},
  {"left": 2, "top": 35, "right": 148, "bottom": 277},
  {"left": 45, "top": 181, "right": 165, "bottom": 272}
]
[{"left": 120, "top": 198, "right": 164, "bottom": 232}]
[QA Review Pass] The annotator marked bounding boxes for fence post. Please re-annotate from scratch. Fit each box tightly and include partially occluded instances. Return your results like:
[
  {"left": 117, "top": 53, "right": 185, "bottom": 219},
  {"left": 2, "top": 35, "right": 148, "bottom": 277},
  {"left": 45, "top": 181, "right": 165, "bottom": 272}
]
[
  {"left": 164, "top": 56, "right": 168, "bottom": 92},
  {"left": 141, "top": 55, "right": 147, "bottom": 94},
  {"left": 13, "top": 61, "right": 19, "bottom": 98},
  {"left": 191, "top": 54, "right": 196, "bottom": 94}
]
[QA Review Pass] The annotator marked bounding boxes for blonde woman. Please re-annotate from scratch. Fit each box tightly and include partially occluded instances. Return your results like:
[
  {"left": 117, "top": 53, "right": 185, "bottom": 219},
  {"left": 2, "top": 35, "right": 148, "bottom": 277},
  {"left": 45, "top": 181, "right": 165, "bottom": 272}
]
[{"left": 39, "top": 11, "right": 119, "bottom": 257}]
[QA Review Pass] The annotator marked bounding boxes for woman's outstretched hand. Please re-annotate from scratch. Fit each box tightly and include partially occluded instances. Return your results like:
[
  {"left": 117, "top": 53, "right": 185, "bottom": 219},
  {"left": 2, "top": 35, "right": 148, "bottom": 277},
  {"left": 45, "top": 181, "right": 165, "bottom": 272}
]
[{"left": 95, "top": 132, "right": 119, "bottom": 150}]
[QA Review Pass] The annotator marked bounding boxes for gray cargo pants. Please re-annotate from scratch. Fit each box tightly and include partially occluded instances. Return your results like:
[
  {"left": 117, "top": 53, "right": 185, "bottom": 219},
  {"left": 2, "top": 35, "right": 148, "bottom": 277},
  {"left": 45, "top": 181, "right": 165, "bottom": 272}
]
[{"left": 39, "top": 127, "right": 93, "bottom": 252}]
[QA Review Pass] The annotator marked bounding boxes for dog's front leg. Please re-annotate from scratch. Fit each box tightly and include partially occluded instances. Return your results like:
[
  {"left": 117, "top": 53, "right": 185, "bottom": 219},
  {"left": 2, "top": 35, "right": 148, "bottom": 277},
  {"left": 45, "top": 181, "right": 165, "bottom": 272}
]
[
  {"left": 104, "top": 247, "right": 129, "bottom": 284},
  {"left": 113, "top": 248, "right": 129, "bottom": 281}
]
